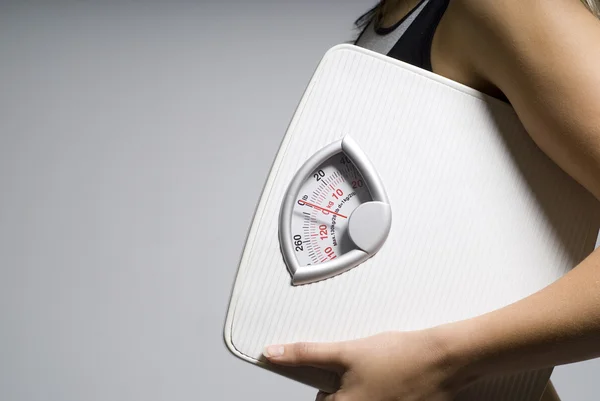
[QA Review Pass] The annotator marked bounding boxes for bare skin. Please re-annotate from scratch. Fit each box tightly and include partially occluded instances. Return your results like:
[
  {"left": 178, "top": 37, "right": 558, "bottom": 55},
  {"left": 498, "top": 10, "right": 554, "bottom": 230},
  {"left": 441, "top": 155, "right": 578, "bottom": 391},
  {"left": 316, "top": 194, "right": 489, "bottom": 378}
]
[{"left": 265, "top": 1, "right": 600, "bottom": 400}]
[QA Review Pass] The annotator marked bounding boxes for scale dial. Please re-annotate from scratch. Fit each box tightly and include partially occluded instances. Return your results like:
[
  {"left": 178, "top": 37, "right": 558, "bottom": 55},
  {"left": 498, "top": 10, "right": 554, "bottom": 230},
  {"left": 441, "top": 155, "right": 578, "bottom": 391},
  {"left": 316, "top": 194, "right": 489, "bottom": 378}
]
[
  {"left": 279, "top": 136, "right": 391, "bottom": 285},
  {"left": 292, "top": 155, "right": 371, "bottom": 267}
]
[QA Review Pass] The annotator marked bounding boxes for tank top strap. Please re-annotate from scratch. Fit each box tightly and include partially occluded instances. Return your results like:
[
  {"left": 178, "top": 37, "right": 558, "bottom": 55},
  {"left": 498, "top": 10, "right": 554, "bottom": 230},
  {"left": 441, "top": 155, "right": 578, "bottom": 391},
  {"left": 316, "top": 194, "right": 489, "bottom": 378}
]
[
  {"left": 354, "top": 0, "right": 431, "bottom": 56},
  {"left": 386, "top": 0, "right": 450, "bottom": 71}
]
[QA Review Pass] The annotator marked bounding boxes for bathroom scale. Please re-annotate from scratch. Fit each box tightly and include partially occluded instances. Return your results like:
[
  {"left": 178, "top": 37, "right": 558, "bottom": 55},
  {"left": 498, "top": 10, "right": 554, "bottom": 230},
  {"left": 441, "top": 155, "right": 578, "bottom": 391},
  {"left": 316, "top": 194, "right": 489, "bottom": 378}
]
[{"left": 223, "top": 44, "right": 600, "bottom": 400}]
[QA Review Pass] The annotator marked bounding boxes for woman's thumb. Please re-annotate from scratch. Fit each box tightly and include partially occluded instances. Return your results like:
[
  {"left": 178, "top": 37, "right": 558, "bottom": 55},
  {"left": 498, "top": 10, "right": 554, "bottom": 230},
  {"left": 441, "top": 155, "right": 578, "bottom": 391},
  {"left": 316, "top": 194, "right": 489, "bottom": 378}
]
[{"left": 263, "top": 341, "right": 347, "bottom": 368}]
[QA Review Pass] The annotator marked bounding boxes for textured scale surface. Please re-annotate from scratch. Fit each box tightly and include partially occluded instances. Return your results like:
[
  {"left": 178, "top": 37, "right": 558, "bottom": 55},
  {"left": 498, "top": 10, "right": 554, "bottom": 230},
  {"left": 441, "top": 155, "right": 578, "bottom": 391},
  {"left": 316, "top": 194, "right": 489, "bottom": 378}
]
[{"left": 224, "top": 45, "right": 600, "bottom": 399}]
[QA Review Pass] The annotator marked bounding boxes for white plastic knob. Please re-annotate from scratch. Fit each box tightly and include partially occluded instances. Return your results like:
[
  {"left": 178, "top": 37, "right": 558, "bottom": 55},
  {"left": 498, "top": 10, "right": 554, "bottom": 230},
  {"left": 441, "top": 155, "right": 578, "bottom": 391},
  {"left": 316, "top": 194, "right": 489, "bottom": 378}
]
[{"left": 348, "top": 201, "right": 392, "bottom": 254}]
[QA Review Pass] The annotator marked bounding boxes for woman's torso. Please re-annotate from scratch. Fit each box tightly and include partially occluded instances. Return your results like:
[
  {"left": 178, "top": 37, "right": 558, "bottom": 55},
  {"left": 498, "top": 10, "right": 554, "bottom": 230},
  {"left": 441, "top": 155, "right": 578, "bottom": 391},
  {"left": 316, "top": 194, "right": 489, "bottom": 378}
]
[{"left": 354, "top": 0, "right": 506, "bottom": 100}]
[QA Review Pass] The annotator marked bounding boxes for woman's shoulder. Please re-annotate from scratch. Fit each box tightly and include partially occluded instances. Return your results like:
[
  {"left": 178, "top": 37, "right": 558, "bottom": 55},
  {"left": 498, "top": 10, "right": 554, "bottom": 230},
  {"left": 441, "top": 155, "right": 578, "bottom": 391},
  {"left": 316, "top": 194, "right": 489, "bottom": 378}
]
[
  {"left": 438, "top": 0, "right": 598, "bottom": 93},
  {"left": 450, "top": 0, "right": 600, "bottom": 200}
]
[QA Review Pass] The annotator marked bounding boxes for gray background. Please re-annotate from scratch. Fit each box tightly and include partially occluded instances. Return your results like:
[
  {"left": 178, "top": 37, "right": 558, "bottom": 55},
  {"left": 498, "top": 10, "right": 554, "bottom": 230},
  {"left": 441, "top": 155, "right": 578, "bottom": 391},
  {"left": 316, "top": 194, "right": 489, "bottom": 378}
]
[{"left": 0, "top": 1, "right": 598, "bottom": 400}]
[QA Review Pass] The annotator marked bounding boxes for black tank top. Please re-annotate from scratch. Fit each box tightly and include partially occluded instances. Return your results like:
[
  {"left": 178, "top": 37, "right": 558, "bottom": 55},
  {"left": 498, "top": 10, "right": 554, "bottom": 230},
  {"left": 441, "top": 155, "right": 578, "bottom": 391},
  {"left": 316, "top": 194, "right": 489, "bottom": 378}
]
[{"left": 354, "top": 0, "right": 451, "bottom": 72}]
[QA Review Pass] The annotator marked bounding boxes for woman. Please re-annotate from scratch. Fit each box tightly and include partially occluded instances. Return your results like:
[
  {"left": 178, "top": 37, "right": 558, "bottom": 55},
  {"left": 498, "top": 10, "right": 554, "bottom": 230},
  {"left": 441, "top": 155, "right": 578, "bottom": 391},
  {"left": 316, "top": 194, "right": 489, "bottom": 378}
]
[{"left": 264, "top": 1, "right": 600, "bottom": 400}]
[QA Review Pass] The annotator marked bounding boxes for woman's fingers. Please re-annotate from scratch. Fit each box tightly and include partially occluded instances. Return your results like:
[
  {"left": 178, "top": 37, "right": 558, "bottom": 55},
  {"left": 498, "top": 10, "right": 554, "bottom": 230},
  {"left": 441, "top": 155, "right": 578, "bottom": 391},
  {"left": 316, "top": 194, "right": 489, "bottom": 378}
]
[{"left": 263, "top": 341, "right": 349, "bottom": 368}]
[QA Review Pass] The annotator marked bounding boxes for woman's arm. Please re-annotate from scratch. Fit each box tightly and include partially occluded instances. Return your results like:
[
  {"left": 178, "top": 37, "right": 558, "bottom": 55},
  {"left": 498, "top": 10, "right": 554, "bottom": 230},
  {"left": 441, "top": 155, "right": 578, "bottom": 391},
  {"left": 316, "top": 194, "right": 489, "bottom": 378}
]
[
  {"left": 456, "top": 0, "right": 600, "bottom": 200},
  {"left": 438, "top": 247, "right": 600, "bottom": 387},
  {"left": 430, "top": 0, "right": 600, "bottom": 385}
]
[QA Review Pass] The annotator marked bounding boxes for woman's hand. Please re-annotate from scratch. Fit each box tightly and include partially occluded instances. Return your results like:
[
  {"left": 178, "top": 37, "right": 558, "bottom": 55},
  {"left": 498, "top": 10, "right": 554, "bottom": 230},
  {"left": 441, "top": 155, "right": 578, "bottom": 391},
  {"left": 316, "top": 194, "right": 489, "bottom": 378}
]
[
  {"left": 264, "top": 249, "right": 600, "bottom": 401},
  {"left": 263, "top": 329, "right": 470, "bottom": 401}
]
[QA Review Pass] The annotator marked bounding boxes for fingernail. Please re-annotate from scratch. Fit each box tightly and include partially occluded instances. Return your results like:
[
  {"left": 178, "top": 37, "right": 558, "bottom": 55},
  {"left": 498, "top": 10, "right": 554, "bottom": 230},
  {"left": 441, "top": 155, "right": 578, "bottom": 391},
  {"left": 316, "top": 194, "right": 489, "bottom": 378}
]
[{"left": 263, "top": 345, "right": 285, "bottom": 358}]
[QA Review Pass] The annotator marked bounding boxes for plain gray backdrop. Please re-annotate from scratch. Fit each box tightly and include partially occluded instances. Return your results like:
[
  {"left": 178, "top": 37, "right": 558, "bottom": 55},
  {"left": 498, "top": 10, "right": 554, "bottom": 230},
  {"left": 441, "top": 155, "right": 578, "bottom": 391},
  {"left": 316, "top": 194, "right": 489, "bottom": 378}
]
[{"left": 0, "top": 1, "right": 598, "bottom": 400}]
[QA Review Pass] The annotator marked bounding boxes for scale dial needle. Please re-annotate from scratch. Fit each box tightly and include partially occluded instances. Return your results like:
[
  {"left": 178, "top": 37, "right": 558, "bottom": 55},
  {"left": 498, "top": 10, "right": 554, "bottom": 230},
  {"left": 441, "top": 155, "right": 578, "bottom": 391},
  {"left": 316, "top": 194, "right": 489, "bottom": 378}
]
[{"left": 299, "top": 200, "right": 347, "bottom": 218}]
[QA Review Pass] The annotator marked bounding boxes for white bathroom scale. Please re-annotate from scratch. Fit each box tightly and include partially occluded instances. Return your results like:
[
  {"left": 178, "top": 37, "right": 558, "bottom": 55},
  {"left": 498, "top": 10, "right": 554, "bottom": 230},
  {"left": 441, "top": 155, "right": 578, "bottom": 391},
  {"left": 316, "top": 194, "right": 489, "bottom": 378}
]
[{"left": 224, "top": 44, "right": 600, "bottom": 400}]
